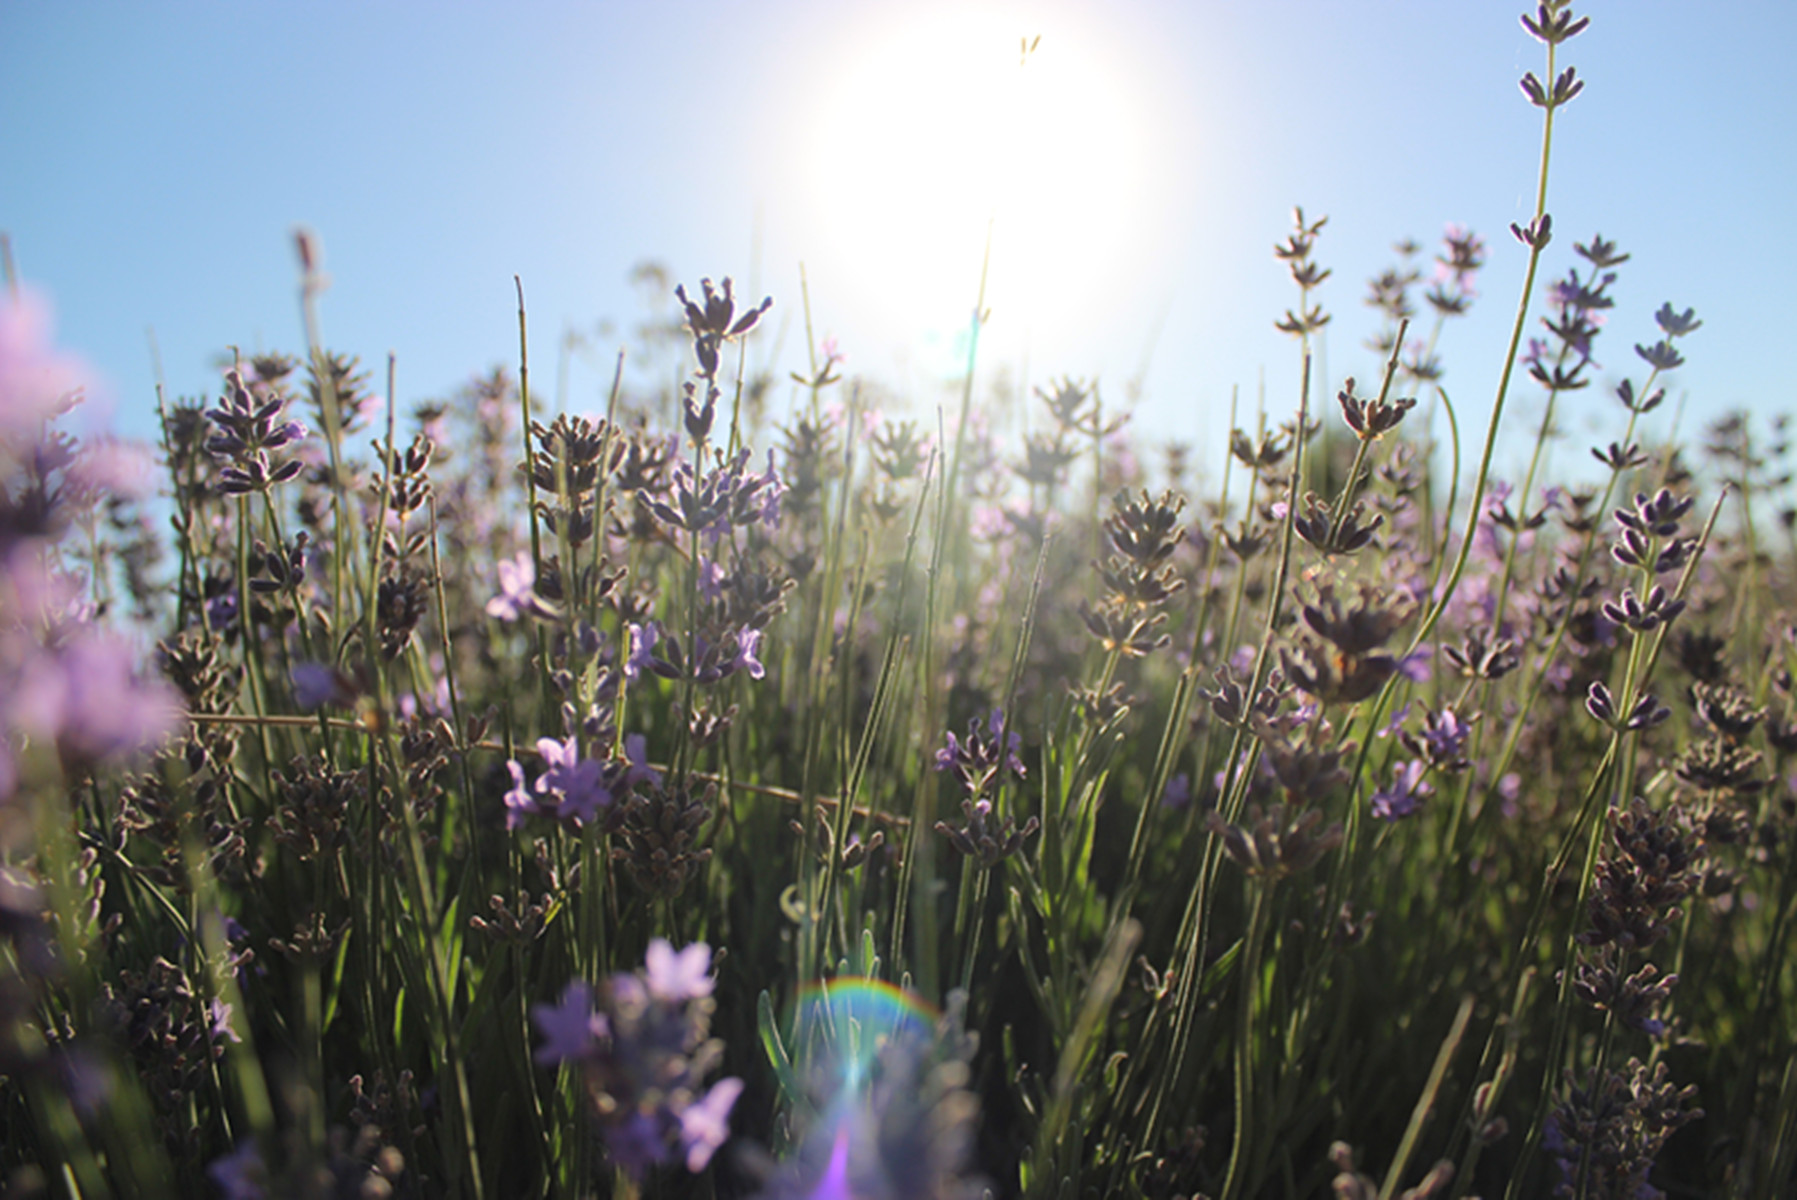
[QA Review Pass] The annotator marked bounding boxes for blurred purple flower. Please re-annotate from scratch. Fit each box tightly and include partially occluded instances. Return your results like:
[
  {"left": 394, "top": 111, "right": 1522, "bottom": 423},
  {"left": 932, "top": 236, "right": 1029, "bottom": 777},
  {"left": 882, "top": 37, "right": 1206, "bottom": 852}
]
[
  {"left": 209, "top": 997, "right": 241, "bottom": 1044},
  {"left": 206, "top": 1140, "right": 268, "bottom": 1200},
  {"left": 644, "top": 938, "right": 715, "bottom": 1002},
  {"left": 290, "top": 661, "right": 354, "bottom": 711},
  {"left": 622, "top": 733, "right": 662, "bottom": 791},
  {"left": 534, "top": 736, "right": 608, "bottom": 825},
  {"left": 755, "top": 449, "right": 786, "bottom": 526},
  {"left": 502, "top": 760, "right": 538, "bottom": 830},
  {"left": 609, "top": 1112, "right": 674, "bottom": 1179},
  {"left": 536, "top": 941, "right": 738, "bottom": 1179},
  {"left": 10, "top": 631, "right": 183, "bottom": 764},
  {"left": 1396, "top": 649, "right": 1432, "bottom": 683},
  {"left": 697, "top": 556, "right": 726, "bottom": 602},
  {"left": 485, "top": 552, "right": 552, "bottom": 622},
  {"left": 625, "top": 621, "right": 660, "bottom": 681},
  {"left": 1161, "top": 772, "right": 1192, "bottom": 810},
  {"left": 531, "top": 979, "right": 605, "bottom": 1065},
  {"left": 58, "top": 1046, "right": 111, "bottom": 1117},
  {"left": 681, "top": 1076, "right": 743, "bottom": 1171},
  {"left": 0, "top": 287, "right": 92, "bottom": 445},
  {"left": 64, "top": 437, "right": 155, "bottom": 505},
  {"left": 734, "top": 628, "right": 766, "bottom": 681},
  {"left": 1371, "top": 760, "right": 1432, "bottom": 821}
]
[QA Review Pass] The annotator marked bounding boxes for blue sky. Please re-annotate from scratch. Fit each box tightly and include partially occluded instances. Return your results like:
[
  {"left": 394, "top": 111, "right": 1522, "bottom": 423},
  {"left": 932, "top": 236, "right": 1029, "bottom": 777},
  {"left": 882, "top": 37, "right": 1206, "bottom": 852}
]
[{"left": 4, "top": 0, "right": 1793, "bottom": 478}]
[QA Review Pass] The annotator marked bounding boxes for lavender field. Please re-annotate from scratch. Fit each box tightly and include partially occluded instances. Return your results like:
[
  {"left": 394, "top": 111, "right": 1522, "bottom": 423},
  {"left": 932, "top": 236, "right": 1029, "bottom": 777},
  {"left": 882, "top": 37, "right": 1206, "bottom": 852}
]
[{"left": 3, "top": 3, "right": 1795, "bottom": 1197}]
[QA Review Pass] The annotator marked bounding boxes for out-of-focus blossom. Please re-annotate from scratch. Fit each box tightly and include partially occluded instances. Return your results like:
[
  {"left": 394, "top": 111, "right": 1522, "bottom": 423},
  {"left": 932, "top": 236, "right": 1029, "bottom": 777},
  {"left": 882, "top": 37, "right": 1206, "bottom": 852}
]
[
  {"left": 503, "top": 760, "right": 539, "bottom": 830},
  {"left": 530, "top": 980, "right": 605, "bottom": 1065},
  {"left": 681, "top": 1077, "right": 744, "bottom": 1171},
  {"left": 1371, "top": 760, "right": 1432, "bottom": 821},
  {"left": 485, "top": 552, "right": 554, "bottom": 622},
  {"left": 8, "top": 630, "right": 182, "bottom": 765},
  {"left": 206, "top": 1139, "right": 269, "bottom": 1200},
  {"left": 0, "top": 288, "right": 91, "bottom": 445},
  {"left": 644, "top": 938, "right": 715, "bottom": 1002},
  {"left": 533, "top": 737, "right": 609, "bottom": 825},
  {"left": 291, "top": 661, "right": 354, "bottom": 711}
]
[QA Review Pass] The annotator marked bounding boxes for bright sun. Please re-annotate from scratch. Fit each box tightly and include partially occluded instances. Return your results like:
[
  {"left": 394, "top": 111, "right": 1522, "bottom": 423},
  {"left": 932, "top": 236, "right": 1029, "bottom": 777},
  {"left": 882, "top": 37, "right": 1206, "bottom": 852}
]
[{"left": 800, "top": 7, "right": 1154, "bottom": 371}]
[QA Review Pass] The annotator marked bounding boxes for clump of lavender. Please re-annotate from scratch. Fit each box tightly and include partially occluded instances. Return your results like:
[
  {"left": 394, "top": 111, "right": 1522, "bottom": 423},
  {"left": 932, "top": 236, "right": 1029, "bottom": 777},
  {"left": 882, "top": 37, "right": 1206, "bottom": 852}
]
[
  {"left": 531, "top": 940, "right": 742, "bottom": 1179},
  {"left": 1543, "top": 1058, "right": 1701, "bottom": 1200},
  {"left": 93, "top": 955, "right": 240, "bottom": 1153}
]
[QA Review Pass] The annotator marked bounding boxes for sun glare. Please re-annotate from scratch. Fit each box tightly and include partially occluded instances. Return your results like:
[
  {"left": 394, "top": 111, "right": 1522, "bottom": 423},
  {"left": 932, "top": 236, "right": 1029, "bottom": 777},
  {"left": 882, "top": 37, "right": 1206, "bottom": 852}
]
[{"left": 801, "top": 8, "right": 1154, "bottom": 370}]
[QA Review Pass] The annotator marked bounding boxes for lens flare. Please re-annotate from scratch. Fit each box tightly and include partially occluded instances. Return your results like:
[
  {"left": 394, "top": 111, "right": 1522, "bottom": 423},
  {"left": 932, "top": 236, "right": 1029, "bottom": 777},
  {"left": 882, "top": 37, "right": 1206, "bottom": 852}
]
[{"left": 792, "top": 977, "right": 939, "bottom": 1088}]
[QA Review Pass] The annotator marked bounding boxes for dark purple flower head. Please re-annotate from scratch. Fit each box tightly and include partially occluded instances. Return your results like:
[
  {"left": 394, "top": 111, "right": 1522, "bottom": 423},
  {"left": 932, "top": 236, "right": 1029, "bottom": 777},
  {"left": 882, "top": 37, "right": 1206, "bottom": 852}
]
[{"left": 934, "top": 708, "right": 1026, "bottom": 799}]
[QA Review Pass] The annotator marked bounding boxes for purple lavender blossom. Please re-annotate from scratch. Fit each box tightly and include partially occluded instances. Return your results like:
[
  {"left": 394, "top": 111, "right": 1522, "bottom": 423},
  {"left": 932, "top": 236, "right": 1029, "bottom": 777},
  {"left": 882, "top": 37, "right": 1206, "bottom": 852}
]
[
  {"left": 697, "top": 556, "right": 726, "bottom": 602},
  {"left": 934, "top": 708, "right": 1026, "bottom": 799},
  {"left": 733, "top": 628, "right": 766, "bottom": 681},
  {"left": 206, "top": 1140, "right": 269, "bottom": 1200},
  {"left": 625, "top": 621, "right": 661, "bottom": 681},
  {"left": 8, "top": 631, "right": 183, "bottom": 765},
  {"left": 0, "top": 287, "right": 92, "bottom": 443},
  {"left": 208, "top": 997, "right": 241, "bottom": 1044},
  {"left": 644, "top": 938, "right": 715, "bottom": 1002},
  {"left": 64, "top": 437, "right": 155, "bottom": 505},
  {"left": 533, "top": 737, "right": 609, "bottom": 825},
  {"left": 291, "top": 662, "right": 353, "bottom": 711},
  {"left": 485, "top": 552, "right": 552, "bottom": 622},
  {"left": 1161, "top": 772, "right": 1192, "bottom": 810},
  {"left": 681, "top": 1077, "right": 744, "bottom": 1171},
  {"left": 755, "top": 448, "right": 786, "bottom": 526},
  {"left": 1409, "top": 707, "right": 1475, "bottom": 771},
  {"left": 531, "top": 979, "right": 605, "bottom": 1065},
  {"left": 606, "top": 1112, "right": 671, "bottom": 1178},
  {"left": 1371, "top": 760, "right": 1432, "bottom": 821},
  {"left": 622, "top": 733, "right": 663, "bottom": 791},
  {"left": 502, "top": 759, "right": 539, "bottom": 830}
]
